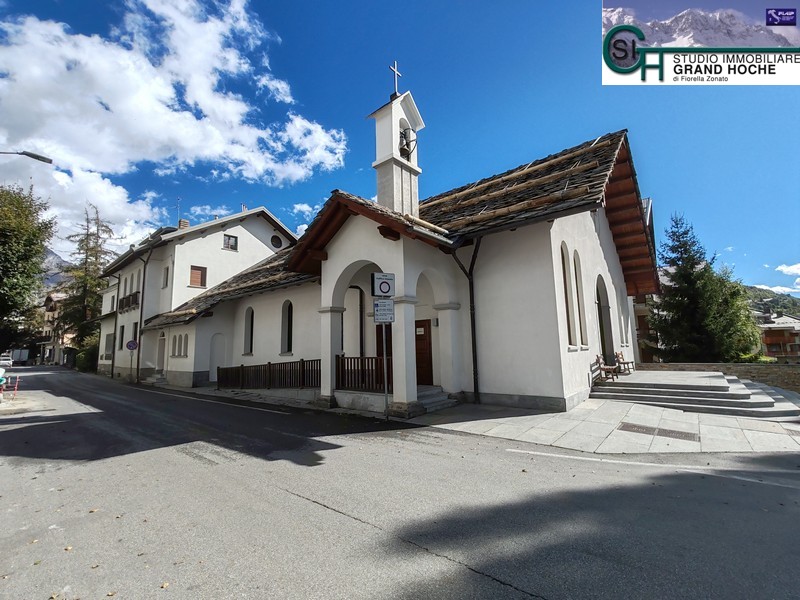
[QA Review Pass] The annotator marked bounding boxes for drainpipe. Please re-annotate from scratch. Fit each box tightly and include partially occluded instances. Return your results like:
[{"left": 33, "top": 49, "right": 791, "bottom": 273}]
[
  {"left": 452, "top": 237, "right": 482, "bottom": 404},
  {"left": 134, "top": 248, "right": 154, "bottom": 384},
  {"left": 109, "top": 274, "right": 120, "bottom": 379}
]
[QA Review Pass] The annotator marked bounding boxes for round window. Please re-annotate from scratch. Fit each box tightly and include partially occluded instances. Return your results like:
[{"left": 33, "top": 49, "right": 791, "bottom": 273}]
[{"left": 271, "top": 235, "right": 283, "bottom": 249}]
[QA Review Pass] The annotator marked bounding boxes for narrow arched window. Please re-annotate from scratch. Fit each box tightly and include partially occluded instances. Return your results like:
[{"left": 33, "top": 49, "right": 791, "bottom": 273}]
[
  {"left": 183, "top": 334, "right": 189, "bottom": 356},
  {"left": 177, "top": 334, "right": 183, "bottom": 357},
  {"left": 560, "top": 243, "right": 576, "bottom": 346},
  {"left": 281, "top": 300, "right": 293, "bottom": 353},
  {"left": 171, "top": 335, "right": 177, "bottom": 356},
  {"left": 573, "top": 251, "right": 587, "bottom": 346},
  {"left": 244, "top": 307, "right": 254, "bottom": 354}
]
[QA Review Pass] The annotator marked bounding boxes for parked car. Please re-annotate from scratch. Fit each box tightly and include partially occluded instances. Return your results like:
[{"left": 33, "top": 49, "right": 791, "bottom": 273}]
[{"left": 0, "top": 353, "right": 13, "bottom": 368}]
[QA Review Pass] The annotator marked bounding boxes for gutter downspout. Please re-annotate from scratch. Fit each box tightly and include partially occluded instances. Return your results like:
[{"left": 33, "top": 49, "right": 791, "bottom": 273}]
[
  {"left": 452, "top": 237, "right": 482, "bottom": 404},
  {"left": 135, "top": 248, "right": 154, "bottom": 384},
  {"left": 109, "top": 274, "right": 120, "bottom": 379}
]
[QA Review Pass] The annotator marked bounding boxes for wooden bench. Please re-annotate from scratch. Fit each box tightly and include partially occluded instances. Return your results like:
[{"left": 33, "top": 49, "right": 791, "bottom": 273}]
[
  {"left": 615, "top": 351, "right": 635, "bottom": 374},
  {"left": 594, "top": 355, "right": 618, "bottom": 381}
]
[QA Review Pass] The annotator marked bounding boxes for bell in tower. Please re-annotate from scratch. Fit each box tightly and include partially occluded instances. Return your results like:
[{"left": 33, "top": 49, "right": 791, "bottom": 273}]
[{"left": 367, "top": 61, "right": 425, "bottom": 217}]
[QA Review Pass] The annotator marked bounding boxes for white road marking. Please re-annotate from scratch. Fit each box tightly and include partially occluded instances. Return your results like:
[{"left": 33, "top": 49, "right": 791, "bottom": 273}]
[{"left": 506, "top": 447, "right": 800, "bottom": 486}]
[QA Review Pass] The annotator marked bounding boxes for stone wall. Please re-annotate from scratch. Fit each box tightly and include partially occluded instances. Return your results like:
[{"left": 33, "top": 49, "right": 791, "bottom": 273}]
[{"left": 637, "top": 363, "right": 800, "bottom": 393}]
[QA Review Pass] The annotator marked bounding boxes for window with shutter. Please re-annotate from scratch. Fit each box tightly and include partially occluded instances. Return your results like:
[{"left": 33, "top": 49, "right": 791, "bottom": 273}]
[{"left": 190, "top": 265, "right": 207, "bottom": 287}]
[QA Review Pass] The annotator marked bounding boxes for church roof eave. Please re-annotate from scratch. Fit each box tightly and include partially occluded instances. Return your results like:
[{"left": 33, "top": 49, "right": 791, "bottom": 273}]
[{"left": 287, "top": 190, "right": 455, "bottom": 275}]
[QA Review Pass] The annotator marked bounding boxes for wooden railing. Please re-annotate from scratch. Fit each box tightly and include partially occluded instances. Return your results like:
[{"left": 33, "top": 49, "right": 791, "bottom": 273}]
[
  {"left": 336, "top": 355, "right": 392, "bottom": 393},
  {"left": 217, "top": 358, "right": 321, "bottom": 390}
]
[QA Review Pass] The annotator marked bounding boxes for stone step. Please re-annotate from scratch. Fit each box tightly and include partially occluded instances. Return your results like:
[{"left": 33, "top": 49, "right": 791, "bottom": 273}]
[
  {"left": 602, "top": 398, "right": 800, "bottom": 418},
  {"left": 591, "top": 384, "right": 750, "bottom": 400},
  {"left": 595, "top": 377, "right": 730, "bottom": 392},
  {"left": 421, "top": 397, "right": 460, "bottom": 413},
  {"left": 589, "top": 390, "right": 770, "bottom": 408}
]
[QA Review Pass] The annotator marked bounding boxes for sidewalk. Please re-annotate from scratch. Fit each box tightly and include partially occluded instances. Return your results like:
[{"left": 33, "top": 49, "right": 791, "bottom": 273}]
[
  {"left": 5, "top": 376, "right": 800, "bottom": 454},
  {"left": 172, "top": 383, "right": 800, "bottom": 454},
  {"left": 408, "top": 398, "right": 800, "bottom": 454}
]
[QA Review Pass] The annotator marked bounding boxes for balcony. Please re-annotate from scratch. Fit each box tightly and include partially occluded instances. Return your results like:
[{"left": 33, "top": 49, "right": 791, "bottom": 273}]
[{"left": 118, "top": 291, "right": 140, "bottom": 313}]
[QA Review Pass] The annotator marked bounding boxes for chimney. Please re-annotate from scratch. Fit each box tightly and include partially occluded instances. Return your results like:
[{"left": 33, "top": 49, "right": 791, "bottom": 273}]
[{"left": 178, "top": 218, "right": 190, "bottom": 230}]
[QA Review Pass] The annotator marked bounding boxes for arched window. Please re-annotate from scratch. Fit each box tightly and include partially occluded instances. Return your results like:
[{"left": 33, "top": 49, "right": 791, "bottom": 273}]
[
  {"left": 177, "top": 334, "right": 183, "bottom": 357},
  {"left": 281, "top": 300, "right": 293, "bottom": 354},
  {"left": 111, "top": 295, "right": 115, "bottom": 311},
  {"left": 183, "top": 334, "right": 189, "bottom": 356},
  {"left": 573, "top": 251, "right": 587, "bottom": 346},
  {"left": 560, "top": 243, "right": 576, "bottom": 346},
  {"left": 123, "top": 277, "right": 128, "bottom": 296},
  {"left": 171, "top": 335, "right": 177, "bottom": 356},
  {"left": 244, "top": 307, "right": 254, "bottom": 354},
  {"left": 136, "top": 269, "right": 141, "bottom": 291}
]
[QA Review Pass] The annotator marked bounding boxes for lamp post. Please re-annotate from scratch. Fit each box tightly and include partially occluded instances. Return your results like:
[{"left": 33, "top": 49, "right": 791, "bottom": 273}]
[{"left": 0, "top": 150, "right": 53, "bottom": 164}]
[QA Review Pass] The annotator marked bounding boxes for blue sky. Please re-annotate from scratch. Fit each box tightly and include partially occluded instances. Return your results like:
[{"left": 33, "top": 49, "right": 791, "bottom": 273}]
[{"left": 0, "top": 1, "right": 798, "bottom": 295}]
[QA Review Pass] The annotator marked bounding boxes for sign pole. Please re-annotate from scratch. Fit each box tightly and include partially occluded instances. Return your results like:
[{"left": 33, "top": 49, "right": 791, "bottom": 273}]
[
  {"left": 382, "top": 322, "right": 389, "bottom": 421},
  {"left": 129, "top": 350, "right": 134, "bottom": 383}
]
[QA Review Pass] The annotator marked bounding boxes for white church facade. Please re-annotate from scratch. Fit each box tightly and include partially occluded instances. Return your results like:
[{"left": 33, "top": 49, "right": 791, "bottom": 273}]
[{"left": 99, "top": 88, "right": 658, "bottom": 418}]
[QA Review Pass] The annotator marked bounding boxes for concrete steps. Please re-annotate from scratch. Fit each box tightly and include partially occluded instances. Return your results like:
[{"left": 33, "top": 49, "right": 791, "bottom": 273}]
[
  {"left": 590, "top": 371, "right": 800, "bottom": 419},
  {"left": 417, "top": 385, "right": 459, "bottom": 413}
]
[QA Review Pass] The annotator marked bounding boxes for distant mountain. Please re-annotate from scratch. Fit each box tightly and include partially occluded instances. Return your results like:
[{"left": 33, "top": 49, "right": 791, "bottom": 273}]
[
  {"left": 745, "top": 285, "right": 800, "bottom": 315},
  {"left": 42, "top": 248, "right": 72, "bottom": 290},
  {"left": 603, "top": 8, "right": 796, "bottom": 47}
]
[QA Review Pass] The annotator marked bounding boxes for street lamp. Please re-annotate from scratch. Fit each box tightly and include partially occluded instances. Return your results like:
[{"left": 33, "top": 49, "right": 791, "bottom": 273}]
[{"left": 0, "top": 150, "right": 53, "bottom": 164}]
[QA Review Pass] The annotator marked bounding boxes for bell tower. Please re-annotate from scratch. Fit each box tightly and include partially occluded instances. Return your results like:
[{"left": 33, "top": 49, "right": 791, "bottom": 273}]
[{"left": 367, "top": 62, "right": 425, "bottom": 217}]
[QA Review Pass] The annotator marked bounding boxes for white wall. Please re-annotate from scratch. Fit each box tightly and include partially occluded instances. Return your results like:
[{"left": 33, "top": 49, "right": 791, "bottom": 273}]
[
  {"left": 466, "top": 224, "right": 564, "bottom": 400},
  {"left": 551, "top": 209, "right": 633, "bottom": 402},
  {"left": 171, "top": 217, "right": 287, "bottom": 309}
]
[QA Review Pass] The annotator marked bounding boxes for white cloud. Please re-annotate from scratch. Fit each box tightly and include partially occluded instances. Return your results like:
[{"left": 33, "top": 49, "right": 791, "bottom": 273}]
[
  {"left": 189, "top": 204, "right": 232, "bottom": 219},
  {"left": 763, "top": 264, "right": 770, "bottom": 268},
  {"left": 776, "top": 263, "right": 800, "bottom": 276},
  {"left": 295, "top": 223, "right": 308, "bottom": 237},
  {"left": 0, "top": 0, "right": 346, "bottom": 255},
  {"left": 255, "top": 73, "right": 295, "bottom": 104},
  {"left": 724, "top": 246, "right": 734, "bottom": 252}
]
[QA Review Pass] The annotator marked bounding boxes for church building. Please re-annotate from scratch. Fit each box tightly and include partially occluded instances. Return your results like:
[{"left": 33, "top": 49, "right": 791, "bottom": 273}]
[{"left": 101, "top": 83, "right": 659, "bottom": 418}]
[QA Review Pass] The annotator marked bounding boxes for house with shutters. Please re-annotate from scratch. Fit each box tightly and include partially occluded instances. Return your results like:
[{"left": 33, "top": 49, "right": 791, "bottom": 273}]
[
  {"left": 129, "top": 87, "right": 659, "bottom": 418},
  {"left": 96, "top": 209, "right": 295, "bottom": 383}
]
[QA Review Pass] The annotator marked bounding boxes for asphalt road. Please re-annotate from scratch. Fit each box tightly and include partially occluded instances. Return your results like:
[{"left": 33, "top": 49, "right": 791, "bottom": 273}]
[{"left": 1, "top": 367, "right": 799, "bottom": 599}]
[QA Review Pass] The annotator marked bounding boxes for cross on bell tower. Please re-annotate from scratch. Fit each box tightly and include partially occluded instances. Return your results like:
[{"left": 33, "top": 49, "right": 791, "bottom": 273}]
[{"left": 389, "top": 60, "right": 402, "bottom": 97}]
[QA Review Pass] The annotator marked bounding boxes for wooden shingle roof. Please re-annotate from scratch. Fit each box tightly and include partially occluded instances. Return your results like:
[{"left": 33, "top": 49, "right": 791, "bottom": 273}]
[{"left": 419, "top": 130, "right": 626, "bottom": 236}]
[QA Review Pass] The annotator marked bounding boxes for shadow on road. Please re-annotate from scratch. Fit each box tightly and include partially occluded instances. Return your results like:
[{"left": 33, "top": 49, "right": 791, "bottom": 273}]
[
  {"left": 0, "top": 367, "right": 418, "bottom": 467},
  {"left": 382, "top": 452, "right": 800, "bottom": 599}
]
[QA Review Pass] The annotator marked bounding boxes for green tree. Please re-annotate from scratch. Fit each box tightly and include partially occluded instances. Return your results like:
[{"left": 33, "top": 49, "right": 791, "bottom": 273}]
[
  {"left": 649, "top": 214, "right": 759, "bottom": 362},
  {"left": 57, "top": 204, "right": 117, "bottom": 348},
  {"left": 0, "top": 184, "right": 55, "bottom": 352}
]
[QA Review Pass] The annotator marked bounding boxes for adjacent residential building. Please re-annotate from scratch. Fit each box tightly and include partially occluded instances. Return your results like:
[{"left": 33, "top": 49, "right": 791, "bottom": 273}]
[
  {"left": 754, "top": 311, "right": 800, "bottom": 362},
  {"left": 38, "top": 292, "right": 75, "bottom": 365},
  {"left": 112, "top": 88, "right": 659, "bottom": 417},
  {"left": 97, "top": 211, "right": 295, "bottom": 382}
]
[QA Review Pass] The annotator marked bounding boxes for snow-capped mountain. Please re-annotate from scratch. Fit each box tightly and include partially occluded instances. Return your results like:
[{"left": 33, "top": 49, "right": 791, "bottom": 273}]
[{"left": 603, "top": 8, "right": 797, "bottom": 47}]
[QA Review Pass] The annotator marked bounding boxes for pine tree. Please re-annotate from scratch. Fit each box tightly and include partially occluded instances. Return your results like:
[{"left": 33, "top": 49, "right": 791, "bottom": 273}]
[
  {"left": 649, "top": 214, "right": 759, "bottom": 362},
  {"left": 0, "top": 184, "right": 55, "bottom": 351},
  {"left": 57, "top": 205, "right": 118, "bottom": 347}
]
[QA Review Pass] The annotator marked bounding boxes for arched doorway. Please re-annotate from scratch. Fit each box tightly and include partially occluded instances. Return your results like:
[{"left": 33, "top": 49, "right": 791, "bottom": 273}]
[
  {"left": 209, "top": 333, "right": 226, "bottom": 383},
  {"left": 156, "top": 332, "right": 166, "bottom": 374},
  {"left": 596, "top": 276, "right": 614, "bottom": 363}
]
